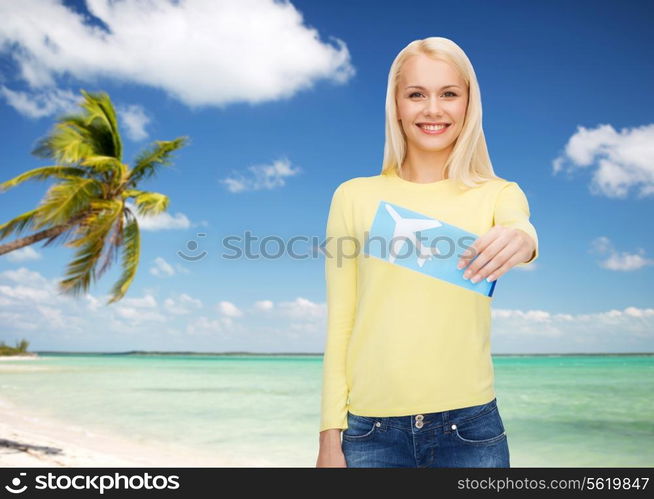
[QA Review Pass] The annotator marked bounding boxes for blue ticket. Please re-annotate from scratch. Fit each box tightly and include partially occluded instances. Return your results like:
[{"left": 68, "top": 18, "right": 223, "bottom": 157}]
[{"left": 363, "top": 200, "right": 496, "bottom": 297}]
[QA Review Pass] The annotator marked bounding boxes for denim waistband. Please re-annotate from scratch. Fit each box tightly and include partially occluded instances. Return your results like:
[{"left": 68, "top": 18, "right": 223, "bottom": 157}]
[{"left": 348, "top": 397, "right": 498, "bottom": 432}]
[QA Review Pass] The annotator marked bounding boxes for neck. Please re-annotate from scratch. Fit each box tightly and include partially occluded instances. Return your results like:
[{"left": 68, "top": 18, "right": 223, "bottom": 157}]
[{"left": 400, "top": 145, "right": 453, "bottom": 182}]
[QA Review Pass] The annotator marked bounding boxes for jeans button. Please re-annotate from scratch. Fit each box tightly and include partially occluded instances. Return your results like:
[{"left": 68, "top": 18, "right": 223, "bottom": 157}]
[{"left": 415, "top": 420, "right": 424, "bottom": 429}]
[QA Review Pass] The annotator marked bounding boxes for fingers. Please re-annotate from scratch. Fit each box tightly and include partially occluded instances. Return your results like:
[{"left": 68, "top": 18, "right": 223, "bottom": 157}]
[
  {"left": 457, "top": 227, "right": 499, "bottom": 272},
  {"left": 471, "top": 243, "right": 519, "bottom": 283},
  {"left": 457, "top": 227, "right": 533, "bottom": 283},
  {"left": 457, "top": 236, "right": 485, "bottom": 270},
  {"left": 460, "top": 230, "right": 512, "bottom": 283}
]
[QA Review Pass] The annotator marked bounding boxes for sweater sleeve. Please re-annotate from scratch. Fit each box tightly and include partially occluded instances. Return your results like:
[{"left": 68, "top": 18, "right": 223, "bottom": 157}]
[
  {"left": 319, "top": 182, "right": 358, "bottom": 432},
  {"left": 493, "top": 181, "right": 539, "bottom": 266}
]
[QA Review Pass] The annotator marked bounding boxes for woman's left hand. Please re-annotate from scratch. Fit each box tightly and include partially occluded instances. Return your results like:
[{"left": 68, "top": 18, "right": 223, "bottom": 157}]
[{"left": 456, "top": 226, "right": 536, "bottom": 283}]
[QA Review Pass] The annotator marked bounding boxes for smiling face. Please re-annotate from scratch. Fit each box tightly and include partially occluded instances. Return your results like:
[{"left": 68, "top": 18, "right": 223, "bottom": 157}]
[{"left": 395, "top": 53, "right": 468, "bottom": 155}]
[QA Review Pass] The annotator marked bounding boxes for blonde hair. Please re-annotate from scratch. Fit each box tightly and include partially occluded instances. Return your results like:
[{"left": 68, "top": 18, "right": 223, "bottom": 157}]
[{"left": 381, "top": 37, "right": 502, "bottom": 189}]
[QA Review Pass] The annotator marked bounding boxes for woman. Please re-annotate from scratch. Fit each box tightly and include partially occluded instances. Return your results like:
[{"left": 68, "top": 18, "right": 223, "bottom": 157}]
[{"left": 315, "top": 37, "right": 538, "bottom": 468}]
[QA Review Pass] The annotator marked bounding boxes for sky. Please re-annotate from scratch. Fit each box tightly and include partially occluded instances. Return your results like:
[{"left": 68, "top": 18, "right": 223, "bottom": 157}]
[{"left": 0, "top": 0, "right": 652, "bottom": 354}]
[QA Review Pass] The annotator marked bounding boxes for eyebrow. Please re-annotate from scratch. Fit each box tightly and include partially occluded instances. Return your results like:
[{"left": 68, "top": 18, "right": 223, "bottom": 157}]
[{"left": 405, "top": 85, "right": 462, "bottom": 90}]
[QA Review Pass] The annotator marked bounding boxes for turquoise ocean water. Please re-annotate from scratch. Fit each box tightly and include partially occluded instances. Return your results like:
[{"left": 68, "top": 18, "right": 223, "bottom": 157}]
[{"left": 1, "top": 353, "right": 652, "bottom": 467}]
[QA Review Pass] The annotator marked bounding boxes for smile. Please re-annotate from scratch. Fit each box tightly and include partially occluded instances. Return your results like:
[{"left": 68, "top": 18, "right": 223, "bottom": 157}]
[{"left": 416, "top": 123, "right": 451, "bottom": 135}]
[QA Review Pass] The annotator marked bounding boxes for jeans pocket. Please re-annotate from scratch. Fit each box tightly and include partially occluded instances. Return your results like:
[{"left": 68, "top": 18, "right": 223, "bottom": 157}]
[
  {"left": 342, "top": 413, "right": 379, "bottom": 442},
  {"left": 453, "top": 407, "right": 507, "bottom": 446}
]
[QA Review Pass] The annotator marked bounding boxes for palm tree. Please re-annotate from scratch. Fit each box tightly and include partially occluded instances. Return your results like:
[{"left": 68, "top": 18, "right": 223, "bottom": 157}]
[
  {"left": 0, "top": 90, "right": 187, "bottom": 304},
  {"left": 16, "top": 339, "right": 29, "bottom": 353}
]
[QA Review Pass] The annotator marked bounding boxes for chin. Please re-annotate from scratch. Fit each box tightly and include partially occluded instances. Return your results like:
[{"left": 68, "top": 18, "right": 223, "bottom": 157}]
[{"left": 413, "top": 138, "right": 454, "bottom": 152}]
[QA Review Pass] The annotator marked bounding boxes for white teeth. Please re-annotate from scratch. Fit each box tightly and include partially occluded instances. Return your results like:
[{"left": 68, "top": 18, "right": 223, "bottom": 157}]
[{"left": 420, "top": 124, "right": 447, "bottom": 131}]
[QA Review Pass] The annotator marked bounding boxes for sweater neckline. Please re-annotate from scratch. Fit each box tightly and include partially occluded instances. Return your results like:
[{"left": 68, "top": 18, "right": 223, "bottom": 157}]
[{"left": 383, "top": 168, "right": 454, "bottom": 189}]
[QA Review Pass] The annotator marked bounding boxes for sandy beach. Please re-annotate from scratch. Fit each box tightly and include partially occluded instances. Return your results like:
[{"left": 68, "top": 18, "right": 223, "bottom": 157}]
[
  {"left": 0, "top": 356, "right": 239, "bottom": 468},
  {"left": 0, "top": 400, "right": 241, "bottom": 468}
]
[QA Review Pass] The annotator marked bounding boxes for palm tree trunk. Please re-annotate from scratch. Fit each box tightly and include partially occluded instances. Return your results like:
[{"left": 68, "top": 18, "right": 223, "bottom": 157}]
[{"left": 0, "top": 212, "right": 87, "bottom": 256}]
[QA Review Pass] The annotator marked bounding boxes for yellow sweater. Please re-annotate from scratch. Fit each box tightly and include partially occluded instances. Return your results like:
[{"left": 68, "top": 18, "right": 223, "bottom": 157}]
[{"left": 319, "top": 168, "right": 539, "bottom": 432}]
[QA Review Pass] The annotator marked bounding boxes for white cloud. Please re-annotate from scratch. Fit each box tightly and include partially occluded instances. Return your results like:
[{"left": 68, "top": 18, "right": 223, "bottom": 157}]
[
  {"left": 589, "top": 236, "right": 654, "bottom": 271},
  {"left": 150, "top": 257, "right": 175, "bottom": 277},
  {"left": 0, "top": 284, "right": 50, "bottom": 302},
  {"left": 490, "top": 305, "right": 654, "bottom": 353},
  {"left": 126, "top": 201, "right": 191, "bottom": 230},
  {"left": 0, "top": 267, "right": 84, "bottom": 332},
  {"left": 137, "top": 211, "right": 191, "bottom": 230},
  {"left": 114, "top": 306, "right": 166, "bottom": 323},
  {"left": 174, "top": 263, "right": 191, "bottom": 275},
  {"left": 85, "top": 294, "right": 101, "bottom": 311},
  {"left": 552, "top": 123, "right": 654, "bottom": 198},
  {"left": 0, "top": 0, "right": 354, "bottom": 109},
  {"left": 120, "top": 293, "right": 157, "bottom": 308},
  {"left": 164, "top": 294, "right": 203, "bottom": 315},
  {"left": 276, "top": 297, "right": 325, "bottom": 320},
  {"left": 220, "top": 157, "right": 302, "bottom": 193},
  {"left": 247, "top": 297, "right": 324, "bottom": 319},
  {"left": 0, "top": 86, "right": 79, "bottom": 118},
  {"left": 253, "top": 300, "right": 274, "bottom": 311},
  {"left": 216, "top": 300, "right": 243, "bottom": 318},
  {"left": 185, "top": 316, "right": 234, "bottom": 336},
  {"left": 0, "top": 267, "right": 49, "bottom": 286},
  {"left": 493, "top": 306, "right": 654, "bottom": 337},
  {"left": 599, "top": 252, "right": 652, "bottom": 271},
  {"left": 0, "top": 267, "right": 235, "bottom": 345},
  {"left": 36, "top": 305, "right": 66, "bottom": 328},
  {"left": 3, "top": 246, "right": 42, "bottom": 263},
  {"left": 246, "top": 297, "right": 324, "bottom": 336},
  {"left": 118, "top": 103, "right": 150, "bottom": 141},
  {"left": 0, "top": 311, "right": 39, "bottom": 330}
]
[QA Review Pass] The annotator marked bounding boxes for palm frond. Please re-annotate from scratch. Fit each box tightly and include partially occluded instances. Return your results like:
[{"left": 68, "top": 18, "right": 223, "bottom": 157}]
[
  {"left": 79, "top": 90, "right": 122, "bottom": 160},
  {"left": 95, "top": 211, "right": 125, "bottom": 279},
  {"left": 57, "top": 201, "right": 122, "bottom": 297},
  {"left": 41, "top": 219, "right": 87, "bottom": 249},
  {"left": 128, "top": 137, "right": 188, "bottom": 188},
  {"left": 79, "top": 155, "right": 125, "bottom": 174},
  {"left": 32, "top": 90, "right": 122, "bottom": 164},
  {"left": 32, "top": 117, "right": 98, "bottom": 165},
  {"left": 57, "top": 231, "right": 109, "bottom": 298},
  {"left": 40, "top": 210, "right": 92, "bottom": 249},
  {"left": 130, "top": 190, "right": 169, "bottom": 216},
  {"left": 0, "top": 208, "right": 41, "bottom": 241},
  {"left": 34, "top": 176, "right": 103, "bottom": 229},
  {"left": 107, "top": 212, "right": 140, "bottom": 304},
  {"left": 65, "top": 200, "right": 123, "bottom": 249},
  {"left": 79, "top": 155, "right": 127, "bottom": 190},
  {"left": 0, "top": 166, "right": 88, "bottom": 193}
]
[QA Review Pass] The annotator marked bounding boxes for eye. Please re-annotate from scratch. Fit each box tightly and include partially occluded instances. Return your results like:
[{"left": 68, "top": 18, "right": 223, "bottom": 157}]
[{"left": 409, "top": 91, "right": 458, "bottom": 98}]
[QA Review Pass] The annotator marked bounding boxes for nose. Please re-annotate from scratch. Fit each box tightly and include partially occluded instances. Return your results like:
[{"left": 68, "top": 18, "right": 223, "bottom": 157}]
[{"left": 424, "top": 96, "right": 443, "bottom": 118}]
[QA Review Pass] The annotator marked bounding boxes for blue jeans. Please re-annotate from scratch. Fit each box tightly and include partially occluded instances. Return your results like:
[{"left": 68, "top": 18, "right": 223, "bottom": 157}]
[{"left": 341, "top": 397, "right": 510, "bottom": 468}]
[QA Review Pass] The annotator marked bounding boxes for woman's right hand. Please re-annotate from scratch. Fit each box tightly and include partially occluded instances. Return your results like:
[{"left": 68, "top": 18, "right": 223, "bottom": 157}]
[{"left": 316, "top": 429, "right": 347, "bottom": 467}]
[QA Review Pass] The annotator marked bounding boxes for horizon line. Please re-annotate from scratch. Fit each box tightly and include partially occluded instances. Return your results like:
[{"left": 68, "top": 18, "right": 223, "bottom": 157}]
[{"left": 27, "top": 350, "right": 654, "bottom": 356}]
